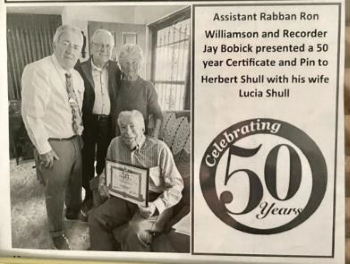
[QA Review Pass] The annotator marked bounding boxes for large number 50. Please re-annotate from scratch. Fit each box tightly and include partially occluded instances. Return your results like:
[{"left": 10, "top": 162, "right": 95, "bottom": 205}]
[
  {"left": 221, "top": 144, "right": 302, "bottom": 214},
  {"left": 200, "top": 119, "right": 328, "bottom": 234}
]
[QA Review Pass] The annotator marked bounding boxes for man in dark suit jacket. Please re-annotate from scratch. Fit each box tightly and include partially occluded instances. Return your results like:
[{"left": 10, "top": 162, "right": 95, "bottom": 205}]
[{"left": 76, "top": 29, "right": 121, "bottom": 218}]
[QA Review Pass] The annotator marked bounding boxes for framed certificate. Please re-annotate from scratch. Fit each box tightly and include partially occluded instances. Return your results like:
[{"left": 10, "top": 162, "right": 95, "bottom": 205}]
[{"left": 105, "top": 160, "right": 149, "bottom": 207}]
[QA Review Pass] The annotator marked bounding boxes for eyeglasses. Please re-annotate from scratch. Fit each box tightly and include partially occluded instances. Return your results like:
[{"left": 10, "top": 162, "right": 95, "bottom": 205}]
[
  {"left": 58, "top": 41, "right": 81, "bottom": 52},
  {"left": 93, "top": 43, "right": 113, "bottom": 51}
]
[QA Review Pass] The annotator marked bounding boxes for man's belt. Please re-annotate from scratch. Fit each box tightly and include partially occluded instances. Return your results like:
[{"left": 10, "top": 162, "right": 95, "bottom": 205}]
[
  {"left": 48, "top": 135, "right": 77, "bottom": 141},
  {"left": 92, "top": 114, "right": 110, "bottom": 121}
]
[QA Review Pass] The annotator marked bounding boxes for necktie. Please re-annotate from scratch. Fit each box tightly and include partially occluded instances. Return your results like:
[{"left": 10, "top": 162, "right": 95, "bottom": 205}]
[{"left": 65, "top": 73, "right": 83, "bottom": 135}]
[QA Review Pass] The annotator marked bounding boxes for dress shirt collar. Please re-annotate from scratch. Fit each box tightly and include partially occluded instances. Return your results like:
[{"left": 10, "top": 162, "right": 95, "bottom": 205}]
[
  {"left": 51, "top": 54, "right": 72, "bottom": 76},
  {"left": 91, "top": 58, "right": 109, "bottom": 72}
]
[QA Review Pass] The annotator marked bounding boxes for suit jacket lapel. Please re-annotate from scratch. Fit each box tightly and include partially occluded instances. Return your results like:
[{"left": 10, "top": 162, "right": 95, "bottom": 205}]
[
  {"left": 82, "top": 59, "right": 95, "bottom": 89},
  {"left": 107, "top": 60, "right": 116, "bottom": 100}
]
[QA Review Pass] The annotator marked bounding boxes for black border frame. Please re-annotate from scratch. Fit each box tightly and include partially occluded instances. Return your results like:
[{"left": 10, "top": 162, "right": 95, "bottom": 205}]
[{"left": 191, "top": 2, "right": 341, "bottom": 258}]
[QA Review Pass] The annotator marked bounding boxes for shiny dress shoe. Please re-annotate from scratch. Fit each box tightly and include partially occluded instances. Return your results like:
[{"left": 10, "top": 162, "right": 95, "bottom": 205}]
[{"left": 52, "top": 235, "right": 70, "bottom": 250}]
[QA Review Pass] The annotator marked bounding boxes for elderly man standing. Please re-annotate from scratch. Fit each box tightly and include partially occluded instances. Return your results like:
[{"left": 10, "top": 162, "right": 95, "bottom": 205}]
[
  {"left": 76, "top": 29, "right": 121, "bottom": 218},
  {"left": 89, "top": 110, "right": 184, "bottom": 251},
  {"left": 21, "top": 25, "right": 84, "bottom": 250}
]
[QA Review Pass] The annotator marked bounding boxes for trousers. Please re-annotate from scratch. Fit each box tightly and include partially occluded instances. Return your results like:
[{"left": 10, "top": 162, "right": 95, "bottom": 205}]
[
  {"left": 82, "top": 115, "right": 112, "bottom": 199},
  {"left": 88, "top": 195, "right": 172, "bottom": 251},
  {"left": 34, "top": 136, "right": 82, "bottom": 237}
]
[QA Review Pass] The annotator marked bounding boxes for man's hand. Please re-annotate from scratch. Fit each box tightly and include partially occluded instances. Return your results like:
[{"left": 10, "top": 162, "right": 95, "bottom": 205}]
[
  {"left": 98, "top": 173, "right": 110, "bottom": 198},
  {"left": 39, "top": 150, "right": 59, "bottom": 170},
  {"left": 139, "top": 202, "right": 157, "bottom": 219}
]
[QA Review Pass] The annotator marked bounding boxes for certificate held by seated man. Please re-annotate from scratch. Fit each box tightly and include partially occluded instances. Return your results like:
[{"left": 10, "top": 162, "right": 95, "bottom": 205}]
[
  {"left": 89, "top": 110, "right": 184, "bottom": 251},
  {"left": 105, "top": 160, "right": 150, "bottom": 207}
]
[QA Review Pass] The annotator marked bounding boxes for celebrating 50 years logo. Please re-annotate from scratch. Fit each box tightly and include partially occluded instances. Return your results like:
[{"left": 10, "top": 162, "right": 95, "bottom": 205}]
[{"left": 200, "top": 118, "right": 327, "bottom": 234}]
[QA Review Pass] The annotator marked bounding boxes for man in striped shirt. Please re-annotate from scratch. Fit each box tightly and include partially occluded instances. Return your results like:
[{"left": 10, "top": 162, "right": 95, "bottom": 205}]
[{"left": 88, "top": 110, "right": 184, "bottom": 251}]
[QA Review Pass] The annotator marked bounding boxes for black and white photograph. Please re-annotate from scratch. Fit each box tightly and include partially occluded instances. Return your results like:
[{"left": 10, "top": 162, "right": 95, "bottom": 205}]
[{"left": 7, "top": 4, "right": 191, "bottom": 253}]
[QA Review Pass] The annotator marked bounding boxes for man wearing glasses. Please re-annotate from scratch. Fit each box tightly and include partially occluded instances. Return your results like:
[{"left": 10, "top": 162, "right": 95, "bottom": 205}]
[
  {"left": 21, "top": 25, "right": 85, "bottom": 250},
  {"left": 76, "top": 29, "right": 121, "bottom": 220}
]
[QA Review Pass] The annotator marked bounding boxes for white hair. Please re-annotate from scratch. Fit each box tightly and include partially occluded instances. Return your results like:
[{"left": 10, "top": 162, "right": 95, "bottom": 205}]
[
  {"left": 91, "top": 29, "right": 114, "bottom": 46},
  {"left": 118, "top": 44, "right": 144, "bottom": 66},
  {"left": 53, "top": 25, "right": 83, "bottom": 44},
  {"left": 117, "top": 110, "right": 145, "bottom": 130}
]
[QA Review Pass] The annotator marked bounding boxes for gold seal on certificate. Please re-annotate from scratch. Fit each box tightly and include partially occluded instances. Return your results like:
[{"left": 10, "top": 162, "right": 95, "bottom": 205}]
[{"left": 105, "top": 160, "right": 149, "bottom": 207}]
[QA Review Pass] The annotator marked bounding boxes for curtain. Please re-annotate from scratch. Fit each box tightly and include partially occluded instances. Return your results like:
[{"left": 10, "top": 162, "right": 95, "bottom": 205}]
[{"left": 7, "top": 13, "right": 62, "bottom": 100}]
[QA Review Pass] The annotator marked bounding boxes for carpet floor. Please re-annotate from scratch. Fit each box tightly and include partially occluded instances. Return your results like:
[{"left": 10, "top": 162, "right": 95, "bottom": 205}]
[{"left": 10, "top": 159, "right": 90, "bottom": 250}]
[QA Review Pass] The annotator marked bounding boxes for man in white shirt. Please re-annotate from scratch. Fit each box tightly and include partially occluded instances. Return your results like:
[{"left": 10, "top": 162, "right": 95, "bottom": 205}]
[
  {"left": 21, "top": 25, "right": 84, "bottom": 250},
  {"left": 76, "top": 29, "right": 121, "bottom": 218}
]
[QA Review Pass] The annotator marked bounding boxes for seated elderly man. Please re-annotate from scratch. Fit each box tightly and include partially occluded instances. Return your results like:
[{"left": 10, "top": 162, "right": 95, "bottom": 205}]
[{"left": 88, "top": 110, "right": 184, "bottom": 251}]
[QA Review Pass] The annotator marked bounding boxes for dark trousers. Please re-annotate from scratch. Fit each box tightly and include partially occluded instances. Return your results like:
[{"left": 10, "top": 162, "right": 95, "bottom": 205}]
[
  {"left": 82, "top": 115, "right": 112, "bottom": 199},
  {"left": 89, "top": 195, "right": 172, "bottom": 251},
  {"left": 34, "top": 136, "right": 82, "bottom": 237}
]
